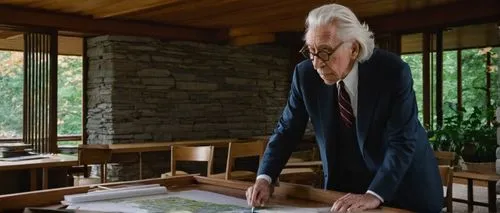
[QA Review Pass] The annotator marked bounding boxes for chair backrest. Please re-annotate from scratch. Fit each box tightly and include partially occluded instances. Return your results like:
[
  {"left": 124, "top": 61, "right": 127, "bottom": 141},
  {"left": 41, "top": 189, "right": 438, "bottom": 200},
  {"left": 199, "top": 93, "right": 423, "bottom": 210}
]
[
  {"left": 77, "top": 144, "right": 112, "bottom": 183},
  {"left": 225, "top": 140, "right": 266, "bottom": 180},
  {"left": 170, "top": 145, "right": 214, "bottom": 176},
  {"left": 439, "top": 165, "right": 454, "bottom": 212},
  {"left": 78, "top": 144, "right": 111, "bottom": 165},
  {"left": 434, "top": 151, "right": 455, "bottom": 167}
]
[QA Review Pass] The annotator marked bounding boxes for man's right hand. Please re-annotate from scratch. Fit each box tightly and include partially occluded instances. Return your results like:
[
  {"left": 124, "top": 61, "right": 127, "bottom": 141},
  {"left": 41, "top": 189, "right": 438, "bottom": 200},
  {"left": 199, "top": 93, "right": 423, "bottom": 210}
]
[{"left": 246, "top": 178, "right": 273, "bottom": 207}]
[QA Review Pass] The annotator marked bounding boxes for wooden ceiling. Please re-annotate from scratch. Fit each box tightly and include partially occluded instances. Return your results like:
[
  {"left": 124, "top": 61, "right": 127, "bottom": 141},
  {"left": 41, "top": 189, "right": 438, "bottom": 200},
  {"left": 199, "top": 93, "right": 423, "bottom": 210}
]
[
  {"left": 402, "top": 23, "right": 500, "bottom": 54},
  {"left": 0, "top": 0, "right": 498, "bottom": 52},
  {"left": 0, "top": 30, "right": 82, "bottom": 55}
]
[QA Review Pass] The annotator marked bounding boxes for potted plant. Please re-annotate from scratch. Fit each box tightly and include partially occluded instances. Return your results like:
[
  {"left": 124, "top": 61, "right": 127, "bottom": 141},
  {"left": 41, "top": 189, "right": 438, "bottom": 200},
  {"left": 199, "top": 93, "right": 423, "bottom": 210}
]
[{"left": 429, "top": 105, "right": 498, "bottom": 173}]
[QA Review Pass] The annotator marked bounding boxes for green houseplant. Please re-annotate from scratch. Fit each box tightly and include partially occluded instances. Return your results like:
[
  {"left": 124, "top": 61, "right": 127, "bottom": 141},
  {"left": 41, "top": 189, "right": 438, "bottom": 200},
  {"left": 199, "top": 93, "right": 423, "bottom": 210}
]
[{"left": 429, "top": 105, "right": 497, "bottom": 167}]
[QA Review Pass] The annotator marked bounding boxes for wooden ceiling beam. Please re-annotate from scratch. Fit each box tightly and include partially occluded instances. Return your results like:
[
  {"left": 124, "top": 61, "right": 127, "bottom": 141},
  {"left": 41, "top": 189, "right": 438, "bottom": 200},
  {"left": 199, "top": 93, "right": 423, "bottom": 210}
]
[
  {"left": 230, "top": 0, "right": 500, "bottom": 37},
  {"left": 230, "top": 17, "right": 304, "bottom": 37},
  {"left": 92, "top": 0, "right": 183, "bottom": 18},
  {"left": 0, "top": 30, "right": 21, "bottom": 39},
  {"left": 230, "top": 33, "right": 275, "bottom": 46},
  {"left": 184, "top": 0, "right": 307, "bottom": 27},
  {"left": 0, "top": 5, "right": 228, "bottom": 43},
  {"left": 366, "top": 0, "right": 500, "bottom": 34}
]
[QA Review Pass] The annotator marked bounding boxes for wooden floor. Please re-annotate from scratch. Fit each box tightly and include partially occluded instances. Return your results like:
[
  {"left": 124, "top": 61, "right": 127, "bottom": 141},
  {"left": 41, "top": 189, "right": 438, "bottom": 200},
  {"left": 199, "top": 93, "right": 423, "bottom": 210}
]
[{"left": 451, "top": 183, "right": 499, "bottom": 212}]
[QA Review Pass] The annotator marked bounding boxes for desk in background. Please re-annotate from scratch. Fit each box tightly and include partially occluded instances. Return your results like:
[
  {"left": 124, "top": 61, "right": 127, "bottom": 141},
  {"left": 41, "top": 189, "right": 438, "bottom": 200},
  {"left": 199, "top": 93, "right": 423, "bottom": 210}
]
[
  {"left": 453, "top": 171, "right": 500, "bottom": 212},
  {"left": 79, "top": 138, "right": 238, "bottom": 179},
  {"left": 0, "top": 154, "right": 78, "bottom": 191}
]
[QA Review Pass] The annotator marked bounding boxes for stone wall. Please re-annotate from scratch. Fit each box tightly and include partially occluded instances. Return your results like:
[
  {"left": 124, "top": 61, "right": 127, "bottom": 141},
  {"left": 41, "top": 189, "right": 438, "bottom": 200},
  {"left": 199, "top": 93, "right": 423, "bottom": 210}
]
[{"left": 86, "top": 35, "right": 293, "bottom": 180}]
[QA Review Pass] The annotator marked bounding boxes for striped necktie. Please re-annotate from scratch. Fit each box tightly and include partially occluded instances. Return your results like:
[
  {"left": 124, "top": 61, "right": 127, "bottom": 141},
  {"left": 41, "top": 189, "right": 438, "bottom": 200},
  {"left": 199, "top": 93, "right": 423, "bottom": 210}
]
[{"left": 338, "top": 81, "right": 354, "bottom": 128}]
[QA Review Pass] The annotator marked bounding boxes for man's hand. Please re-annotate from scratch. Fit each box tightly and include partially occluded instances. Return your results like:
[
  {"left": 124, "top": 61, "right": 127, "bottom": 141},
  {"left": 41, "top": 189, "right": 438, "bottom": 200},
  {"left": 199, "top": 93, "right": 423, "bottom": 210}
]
[
  {"left": 331, "top": 193, "right": 381, "bottom": 212},
  {"left": 246, "top": 178, "right": 273, "bottom": 207}
]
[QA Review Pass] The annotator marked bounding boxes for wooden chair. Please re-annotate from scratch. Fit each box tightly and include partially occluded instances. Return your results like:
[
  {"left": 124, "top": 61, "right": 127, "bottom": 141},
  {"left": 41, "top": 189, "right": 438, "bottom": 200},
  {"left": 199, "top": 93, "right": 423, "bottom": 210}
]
[
  {"left": 434, "top": 151, "right": 456, "bottom": 213},
  {"left": 77, "top": 144, "right": 112, "bottom": 183},
  {"left": 434, "top": 151, "right": 456, "bottom": 167},
  {"left": 439, "top": 165, "right": 454, "bottom": 213},
  {"left": 210, "top": 140, "right": 266, "bottom": 181},
  {"left": 163, "top": 145, "right": 214, "bottom": 177}
]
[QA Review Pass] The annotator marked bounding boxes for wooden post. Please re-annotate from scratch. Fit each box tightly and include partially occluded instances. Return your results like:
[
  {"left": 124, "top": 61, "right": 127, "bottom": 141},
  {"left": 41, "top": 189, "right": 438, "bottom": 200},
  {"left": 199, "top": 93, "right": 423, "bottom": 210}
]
[
  {"left": 435, "top": 30, "right": 443, "bottom": 128},
  {"left": 30, "top": 169, "right": 37, "bottom": 191},
  {"left": 457, "top": 49, "right": 462, "bottom": 117},
  {"left": 422, "top": 32, "right": 431, "bottom": 129}
]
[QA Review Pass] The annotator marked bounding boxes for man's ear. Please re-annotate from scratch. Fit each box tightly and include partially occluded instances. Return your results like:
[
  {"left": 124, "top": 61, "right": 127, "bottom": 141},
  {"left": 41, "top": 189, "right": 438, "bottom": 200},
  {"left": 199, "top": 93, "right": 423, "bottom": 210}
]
[{"left": 351, "top": 42, "right": 359, "bottom": 59}]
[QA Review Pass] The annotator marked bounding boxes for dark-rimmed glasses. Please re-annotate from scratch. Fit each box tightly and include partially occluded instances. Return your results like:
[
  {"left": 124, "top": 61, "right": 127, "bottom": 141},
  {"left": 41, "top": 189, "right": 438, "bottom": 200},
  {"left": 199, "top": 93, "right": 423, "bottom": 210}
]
[{"left": 299, "top": 41, "right": 344, "bottom": 62}]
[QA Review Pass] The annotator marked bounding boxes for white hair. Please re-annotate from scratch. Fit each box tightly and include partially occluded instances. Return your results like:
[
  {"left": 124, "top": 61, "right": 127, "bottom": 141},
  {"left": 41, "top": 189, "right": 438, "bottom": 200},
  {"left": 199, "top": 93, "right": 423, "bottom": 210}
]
[{"left": 305, "top": 4, "right": 374, "bottom": 62}]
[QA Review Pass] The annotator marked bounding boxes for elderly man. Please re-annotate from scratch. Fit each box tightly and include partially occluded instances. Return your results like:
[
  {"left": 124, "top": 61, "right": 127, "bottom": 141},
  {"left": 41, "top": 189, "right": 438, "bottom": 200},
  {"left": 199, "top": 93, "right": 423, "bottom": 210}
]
[{"left": 246, "top": 3, "right": 443, "bottom": 213}]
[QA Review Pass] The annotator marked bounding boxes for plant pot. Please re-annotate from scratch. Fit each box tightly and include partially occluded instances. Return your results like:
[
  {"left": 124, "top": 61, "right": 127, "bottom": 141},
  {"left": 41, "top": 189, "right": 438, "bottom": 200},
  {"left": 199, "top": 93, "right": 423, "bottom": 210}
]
[{"left": 462, "top": 161, "right": 496, "bottom": 174}]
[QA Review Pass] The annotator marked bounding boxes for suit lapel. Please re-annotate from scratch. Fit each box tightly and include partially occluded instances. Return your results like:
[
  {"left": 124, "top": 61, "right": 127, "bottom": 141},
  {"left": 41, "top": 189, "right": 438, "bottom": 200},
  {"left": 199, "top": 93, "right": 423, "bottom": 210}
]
[
  {"left": 356, "top": 62, "right": 379, "bottom": 156},
  {"left": 317, "top": 82, "right": 337, "bottom": 149}
]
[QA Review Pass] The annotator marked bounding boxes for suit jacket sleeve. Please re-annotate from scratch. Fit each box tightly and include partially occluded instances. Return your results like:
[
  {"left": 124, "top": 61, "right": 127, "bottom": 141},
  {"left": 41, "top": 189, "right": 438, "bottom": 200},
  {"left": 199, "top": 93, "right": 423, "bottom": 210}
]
[
  {"left": 368, "top": 62, "right": 418, "bottom": 201},
  {"left": 257, "top": 65, "right": 309, "bottom": 182}
]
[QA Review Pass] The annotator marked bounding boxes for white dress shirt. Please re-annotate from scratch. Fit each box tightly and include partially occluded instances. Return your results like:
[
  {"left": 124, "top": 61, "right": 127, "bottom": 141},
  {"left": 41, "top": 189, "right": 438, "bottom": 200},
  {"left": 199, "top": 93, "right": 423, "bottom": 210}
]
[{"left": 257, "top": 62, "right": 384, "bottom": 203}]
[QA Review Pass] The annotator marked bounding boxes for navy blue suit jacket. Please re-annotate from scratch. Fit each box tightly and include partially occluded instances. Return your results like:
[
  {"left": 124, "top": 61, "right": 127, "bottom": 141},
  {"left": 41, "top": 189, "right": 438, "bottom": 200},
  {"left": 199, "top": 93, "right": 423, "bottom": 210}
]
[{"left": 258, "top": 49, "right": 443, "bottom": 212}]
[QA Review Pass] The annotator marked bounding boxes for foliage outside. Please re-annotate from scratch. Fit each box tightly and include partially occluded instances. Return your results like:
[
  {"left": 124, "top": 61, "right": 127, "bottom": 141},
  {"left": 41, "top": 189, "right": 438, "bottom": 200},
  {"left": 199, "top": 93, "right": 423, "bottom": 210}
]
[
  {"left": 0, "top": 51, "right": 82, "bottom": 139},
  {"left": 402, "top": 47, "right": 499, "bottom": 162}
]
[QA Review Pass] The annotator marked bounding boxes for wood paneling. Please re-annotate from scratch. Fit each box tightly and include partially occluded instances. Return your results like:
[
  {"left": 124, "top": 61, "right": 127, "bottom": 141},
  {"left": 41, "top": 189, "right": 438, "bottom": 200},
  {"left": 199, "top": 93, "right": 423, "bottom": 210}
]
[
  {"left": 0, "top": 0, "right": 498, "bottom": 48},
  {"left": 0, "top": 34, "right": 82, "bottom": 55},
  {"left": 402, "top": 23, "right": 500, "bottom": 54},
  {"left": 230, "top": 33, "right": 275, "bottom": 46},
  {"left": 0, "top": 5, "right": 227, "bottom": 43}
]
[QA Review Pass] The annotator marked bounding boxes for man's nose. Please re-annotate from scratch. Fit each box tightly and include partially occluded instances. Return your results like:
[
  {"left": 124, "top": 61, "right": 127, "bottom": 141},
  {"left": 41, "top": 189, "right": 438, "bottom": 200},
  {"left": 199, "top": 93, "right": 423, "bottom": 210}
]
[{"left": 311, "top": 55, "right": 323, "bottom": 69}]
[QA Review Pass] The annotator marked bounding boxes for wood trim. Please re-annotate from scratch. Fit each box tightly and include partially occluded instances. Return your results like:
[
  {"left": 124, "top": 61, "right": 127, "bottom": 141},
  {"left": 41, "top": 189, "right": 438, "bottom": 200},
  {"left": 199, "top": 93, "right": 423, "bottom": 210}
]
[
  {"left": 30, "top": 169, "right": 37, "bottom": 191},
  {"left": 422, "top": 32, "right": 431, "bottom": 129},
  {"left": 82, "top": 37, "right": 88, "bottom": 145},
  {"left": 457, "top": 49, "right": 462, "bottom": 116},
  {"left": 0, "top": 155, "right": 78, "bottom": 171},
  {"left": 49, "top": 31, "right": 58, "bottom": 153},
  {"left": 486, "top": 51, "right": 491, "bottom": 109},
  {"left": 229, "top": 17, "right": 303, "bottom": 37},
  {"left": 103, "top": 139, "right": 237, "bottom": 153},
  {"left": 366, "top": 0, "right": 500, "bottom": 34},
  {"left": 230, "top": 33, "right": 275, "bottom": 46},
  {"left": 435, "top": 30, "right": 443, "bottom": 128},
  {"left": 0, "top": 135, "right": 81, "bottom": 142},
  {"left": 93, "top": 0, "right": 183, "bottom": 18},
  {"left": 230, "top": 0, "right": 500, "bottom": 37},
  {"left": 0, "top": 5, "right": 227, "bottom": 43},
  {"left": 0, "top": 30, "right": 21, "bottom": 39}
]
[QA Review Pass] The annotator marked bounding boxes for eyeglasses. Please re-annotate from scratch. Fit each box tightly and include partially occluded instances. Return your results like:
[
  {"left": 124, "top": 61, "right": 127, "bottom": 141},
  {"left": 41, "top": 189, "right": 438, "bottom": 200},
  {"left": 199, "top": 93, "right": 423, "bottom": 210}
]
[{"left": 299, "top": 41, "right": 344, "bottom": 62}]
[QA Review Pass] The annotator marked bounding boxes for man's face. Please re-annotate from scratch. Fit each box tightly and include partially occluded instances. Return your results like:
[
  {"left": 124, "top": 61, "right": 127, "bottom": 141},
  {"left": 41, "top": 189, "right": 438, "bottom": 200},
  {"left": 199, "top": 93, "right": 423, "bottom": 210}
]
[{"left": 304, "top": 24, "right": 354, "bottom": 85}]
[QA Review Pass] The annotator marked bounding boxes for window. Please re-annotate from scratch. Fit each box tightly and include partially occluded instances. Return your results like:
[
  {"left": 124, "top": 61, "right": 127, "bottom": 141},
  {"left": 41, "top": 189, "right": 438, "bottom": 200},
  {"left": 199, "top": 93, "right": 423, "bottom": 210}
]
[
  {"left": 0, "top": 51, "right": 23, "bottom": 139},
  {"left": 401, "top": 53, "right": 424, "bottom": 122}
]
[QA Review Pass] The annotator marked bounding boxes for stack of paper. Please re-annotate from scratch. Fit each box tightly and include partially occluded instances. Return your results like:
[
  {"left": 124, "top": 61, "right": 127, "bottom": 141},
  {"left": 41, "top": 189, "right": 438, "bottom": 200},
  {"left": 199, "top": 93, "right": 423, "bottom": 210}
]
[{"left": 63, "top": 184, "right": 167, "bottom": 204}]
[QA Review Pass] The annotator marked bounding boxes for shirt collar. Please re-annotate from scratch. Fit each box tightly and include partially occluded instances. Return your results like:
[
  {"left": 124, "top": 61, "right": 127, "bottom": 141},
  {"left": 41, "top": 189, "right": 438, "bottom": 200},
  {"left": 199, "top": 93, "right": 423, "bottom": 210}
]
[{"left": 336, "top": 62, "right": 358, "bottom": 94}]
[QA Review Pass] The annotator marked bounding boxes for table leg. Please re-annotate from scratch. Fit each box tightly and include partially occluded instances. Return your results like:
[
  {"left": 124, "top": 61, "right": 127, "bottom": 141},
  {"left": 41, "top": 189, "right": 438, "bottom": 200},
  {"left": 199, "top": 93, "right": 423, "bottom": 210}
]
[
  {"left": 467, "top": 179, "right": 473, "bottom": 212},
  {"left": 42, "top": 168, "right": 48, "bottom": 189},
  {"left": 139, "top": 152, "right": 143, "bottom": 180},
  {"left": 30, "top": 169, "right": 37, "bottom": 191},
  {"left": 488, "top": 181, "right": 497, "bottom": 213}
]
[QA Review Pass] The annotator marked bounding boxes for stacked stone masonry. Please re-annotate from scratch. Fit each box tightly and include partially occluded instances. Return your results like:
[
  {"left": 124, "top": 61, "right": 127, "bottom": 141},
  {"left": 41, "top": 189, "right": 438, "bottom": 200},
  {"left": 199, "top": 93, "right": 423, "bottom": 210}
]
[{"left": 86, "top": 35, "right": 294, "bottom": 180}]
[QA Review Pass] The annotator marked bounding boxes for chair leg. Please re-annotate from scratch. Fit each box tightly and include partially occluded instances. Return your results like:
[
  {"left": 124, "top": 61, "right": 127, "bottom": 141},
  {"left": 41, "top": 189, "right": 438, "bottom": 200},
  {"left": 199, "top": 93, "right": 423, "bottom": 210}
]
[{"left": 100, "top": 164, "right": 107, "bottom": 183}]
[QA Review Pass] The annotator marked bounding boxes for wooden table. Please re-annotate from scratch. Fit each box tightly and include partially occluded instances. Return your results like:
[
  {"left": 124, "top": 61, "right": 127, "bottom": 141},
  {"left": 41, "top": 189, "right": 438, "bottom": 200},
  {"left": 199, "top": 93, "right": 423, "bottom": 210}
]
[
  {"left": 80, "top": 138, "right": 238, "bottom": 179},
  {"left": 105, "top": 138, "right": 238, "bottom": 153},
  {"left": 285, "top": 160, "right": 322, "bottom": 168},
  {"left": 0, "top": 154, "right": 78, "bottom": 191},
  {"left": 453, "top": 171, "right": 500, "bottom": 212},
  {"left": 0, "top": 176, "right": 410, "bottom": 212}
]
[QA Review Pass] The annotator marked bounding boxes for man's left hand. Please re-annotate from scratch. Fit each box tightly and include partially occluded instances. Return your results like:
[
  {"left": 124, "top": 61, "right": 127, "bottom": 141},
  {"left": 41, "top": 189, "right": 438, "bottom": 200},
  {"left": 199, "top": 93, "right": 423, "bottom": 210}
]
[{"left": 330, "top": 193, "right": 381, "bottom": 212}]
